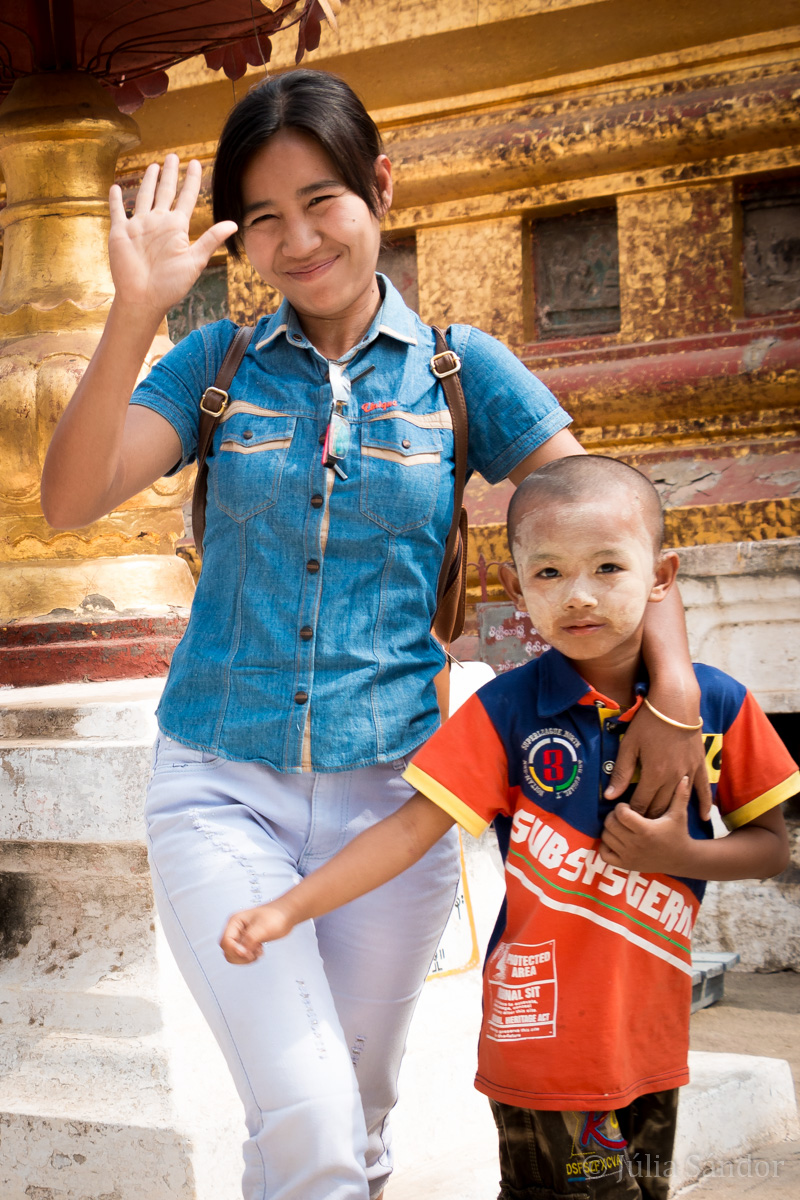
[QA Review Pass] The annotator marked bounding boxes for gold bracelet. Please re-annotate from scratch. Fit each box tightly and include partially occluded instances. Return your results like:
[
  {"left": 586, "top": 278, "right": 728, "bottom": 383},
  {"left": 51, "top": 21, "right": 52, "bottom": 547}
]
[{"left": 643, "top": 696, "right": 703, "bottom": 731}]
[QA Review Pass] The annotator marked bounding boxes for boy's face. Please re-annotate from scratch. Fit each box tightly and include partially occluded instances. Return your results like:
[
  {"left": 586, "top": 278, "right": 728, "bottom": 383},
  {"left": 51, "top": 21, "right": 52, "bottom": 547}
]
[{"left": 501, "top": 498, "right": 677, "bottom": 669}]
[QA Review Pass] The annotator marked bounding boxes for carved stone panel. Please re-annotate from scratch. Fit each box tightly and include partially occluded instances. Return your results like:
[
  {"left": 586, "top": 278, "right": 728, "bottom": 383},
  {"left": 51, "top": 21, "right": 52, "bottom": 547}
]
[
  {"left": 532, "top": 207, "right": 620, "bottom": 340},
  {"left": 742, "top": 177, "right": 800, "bottom": 317},
  {"left": 167, "top": 261, "right": 229, "bottom": 342}
]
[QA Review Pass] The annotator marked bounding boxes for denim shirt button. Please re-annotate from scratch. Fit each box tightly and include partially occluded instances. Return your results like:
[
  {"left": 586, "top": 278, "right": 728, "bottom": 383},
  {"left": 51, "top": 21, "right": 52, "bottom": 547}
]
[
  {"left": 299, "top": 626, "right": 313, "bottom": 641},
  {"left": 294, "top": 691, "right": 309, "bottom": 704},
  {"left": 310, "top": 494, "right": 323, "bottom": 508},
  {"left": 306, "top": 559, "right": 320, "bottom": 573},
  {"left": 242, "top": 430, "right": 253, "bottom": 440}
]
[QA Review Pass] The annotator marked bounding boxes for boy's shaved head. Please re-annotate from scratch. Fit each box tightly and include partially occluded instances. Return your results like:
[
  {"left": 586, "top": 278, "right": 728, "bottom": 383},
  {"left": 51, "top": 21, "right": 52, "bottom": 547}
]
[{"left": 507, "top": 455, "right": 664, "bottom": 563}]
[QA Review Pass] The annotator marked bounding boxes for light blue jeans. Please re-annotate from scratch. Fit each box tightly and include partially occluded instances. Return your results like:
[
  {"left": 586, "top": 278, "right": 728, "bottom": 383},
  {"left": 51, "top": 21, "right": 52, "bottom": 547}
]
[{"left": 144, "top": 735, "right": 460, "bottom": 1200}]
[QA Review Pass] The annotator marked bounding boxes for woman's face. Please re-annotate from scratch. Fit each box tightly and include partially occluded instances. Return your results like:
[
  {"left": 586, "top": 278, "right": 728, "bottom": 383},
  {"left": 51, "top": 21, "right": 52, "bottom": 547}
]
[{"left": 240, "top": 128, "right": 391, "bottom": 335}]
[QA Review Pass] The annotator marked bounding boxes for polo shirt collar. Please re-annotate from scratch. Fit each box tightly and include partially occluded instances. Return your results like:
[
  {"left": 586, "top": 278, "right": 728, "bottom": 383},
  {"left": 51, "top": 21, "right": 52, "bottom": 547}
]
[
  {"left": 254, "top": 273, "right": 417, "bottom": 357},
  {"left": 536, "top": 648, "right": 646, "bottom": 721},
  {"left": 536, "top": 649, "right": 593, "bottom": 717}
]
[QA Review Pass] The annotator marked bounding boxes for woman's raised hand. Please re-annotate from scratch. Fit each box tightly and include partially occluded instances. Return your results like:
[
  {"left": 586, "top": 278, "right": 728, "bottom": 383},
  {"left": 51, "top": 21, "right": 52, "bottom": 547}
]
[{"left": 108, "top": 155, "right": 238, "bottom": 318}]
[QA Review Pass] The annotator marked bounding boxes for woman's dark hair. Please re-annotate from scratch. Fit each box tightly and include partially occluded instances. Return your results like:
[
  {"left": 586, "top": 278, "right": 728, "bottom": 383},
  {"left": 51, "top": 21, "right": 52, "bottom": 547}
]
[{"left": 213, "top": 69, "right": 385, "bottom": 258}]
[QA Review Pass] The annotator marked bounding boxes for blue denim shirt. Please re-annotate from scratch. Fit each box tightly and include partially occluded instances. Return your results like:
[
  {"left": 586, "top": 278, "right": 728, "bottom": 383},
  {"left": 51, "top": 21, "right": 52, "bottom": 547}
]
[{"left": 131, "top": 277, "right": 571, "bottom": 772}]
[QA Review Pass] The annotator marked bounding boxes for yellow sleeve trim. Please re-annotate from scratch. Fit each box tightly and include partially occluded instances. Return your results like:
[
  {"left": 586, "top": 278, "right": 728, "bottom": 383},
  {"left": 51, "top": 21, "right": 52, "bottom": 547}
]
[
  {"left": 723, "top": 771, "right": 800, "bottom": 831},
  {"left": 403, "top": 762, "right": 490, "bottom": 839}
]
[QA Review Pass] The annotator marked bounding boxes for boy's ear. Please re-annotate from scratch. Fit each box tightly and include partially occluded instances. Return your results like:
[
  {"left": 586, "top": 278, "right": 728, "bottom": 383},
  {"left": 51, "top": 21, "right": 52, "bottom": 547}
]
[
  {"left": 649, "top": 550, "right": 679, "bottom": 603},
  {"left": 499, "top": 562, "right": 527, "bottom": 611}
]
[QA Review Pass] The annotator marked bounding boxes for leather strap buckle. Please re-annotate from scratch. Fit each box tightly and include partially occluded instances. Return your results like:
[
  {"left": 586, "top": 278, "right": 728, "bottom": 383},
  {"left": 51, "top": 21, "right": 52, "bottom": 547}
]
[
  {"left": 430, "top": 350, "right": 462, "bottom": 379},
  {"left": 200, "top": 385, "right": 230, "bottom": 416}
]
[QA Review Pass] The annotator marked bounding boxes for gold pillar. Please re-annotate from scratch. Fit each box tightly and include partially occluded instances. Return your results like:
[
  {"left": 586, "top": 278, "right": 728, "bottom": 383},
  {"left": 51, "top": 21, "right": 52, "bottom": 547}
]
[
  {"left": 0, "top": 73, "right": 194, "bottom": 622},
  {"left": 416, "top": 218, "right": 531, "bottom": 346},
  {"left": 617, "top": 182, "right": 741, "bottom": 341},
  {"left": 226, "top": 256, "right": 282, "bottom": 324}
]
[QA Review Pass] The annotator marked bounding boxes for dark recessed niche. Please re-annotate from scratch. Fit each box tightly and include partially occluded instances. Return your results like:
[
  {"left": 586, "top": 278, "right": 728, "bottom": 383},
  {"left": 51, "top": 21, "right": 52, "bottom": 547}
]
[
  {"left": 767, "top": 712, "right": 800, "bottom": 822},
  {"left": 532, "top": 206, "right": 621, "bottom": 341},
  {"left": 741, "top": 177, "right": 800, "bottom": 318}
]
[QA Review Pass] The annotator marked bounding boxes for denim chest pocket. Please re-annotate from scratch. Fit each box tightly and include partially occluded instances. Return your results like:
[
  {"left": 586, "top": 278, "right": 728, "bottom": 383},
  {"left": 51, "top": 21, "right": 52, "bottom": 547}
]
[
  {"left": 359, "top": 419, "right": 443, "bottom": 533},
  {"left": 212, "top": 415, "right": 297, "bottom": 520}
]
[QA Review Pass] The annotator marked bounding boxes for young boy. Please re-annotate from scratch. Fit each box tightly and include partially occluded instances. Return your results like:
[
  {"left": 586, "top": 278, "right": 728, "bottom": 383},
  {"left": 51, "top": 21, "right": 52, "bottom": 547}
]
[{"left": 221, "top": 455, "right": 797, "bottom": 1200}]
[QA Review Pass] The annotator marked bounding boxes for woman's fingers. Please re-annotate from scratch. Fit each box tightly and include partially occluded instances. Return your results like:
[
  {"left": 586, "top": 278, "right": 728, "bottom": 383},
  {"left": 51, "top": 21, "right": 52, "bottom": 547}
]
[
  {"left": 192, "top": 221, "right": 239, "bottom": 267},
  {"left": 107, "top": 156, "right": 232, "bottom": 310},
  {"left": 174, "top": 159, "right": 203, "bottom": 218},
  {"left": 133, "top": 160, "right": 161, "bottom": 216},
  {"left": 630, "top": 776, "right": 675, "bottom": 818},
  {"left": 692, "top": 759, "right": 713, "bottom": 819},
  {"left": 604, "top": 733, "right": 636, "bottom": 801},
  {"left": 606, "top": 699, "right": 710, "bottom": 820},
  {"left": 130, "top": 156, "right": 193, "bottom": 222},
  {"left": 108, "top": 183, "right": 127, "bottom": 227},
  {"left": 153, "top": 153, "right": 180, "bottom": 211}
]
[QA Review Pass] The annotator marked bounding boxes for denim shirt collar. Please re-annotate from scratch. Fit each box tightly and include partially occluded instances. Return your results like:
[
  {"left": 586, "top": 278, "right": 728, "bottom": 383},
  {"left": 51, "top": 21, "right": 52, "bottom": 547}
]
[{"left": 254, "top": 274, "right": 417, "bottom": 362}]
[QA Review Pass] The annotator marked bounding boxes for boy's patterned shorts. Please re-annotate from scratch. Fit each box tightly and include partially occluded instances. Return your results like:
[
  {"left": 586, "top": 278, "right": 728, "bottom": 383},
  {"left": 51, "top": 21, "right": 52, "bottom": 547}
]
[{"left": 489, "top": 1088, "right": 679, "bottom": 1200}]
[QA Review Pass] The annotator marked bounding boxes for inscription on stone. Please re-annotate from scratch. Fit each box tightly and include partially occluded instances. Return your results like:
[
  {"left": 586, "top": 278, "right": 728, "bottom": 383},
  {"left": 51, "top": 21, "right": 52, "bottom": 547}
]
[
  {"left": 532, "top": 206, "right": 621, "bottom": 340},
  {"left": 477, "top": 602, "right": 551, "bottom": 673},
  {"left": 742, "top": 178, "right": 800, "bottom": 317}
]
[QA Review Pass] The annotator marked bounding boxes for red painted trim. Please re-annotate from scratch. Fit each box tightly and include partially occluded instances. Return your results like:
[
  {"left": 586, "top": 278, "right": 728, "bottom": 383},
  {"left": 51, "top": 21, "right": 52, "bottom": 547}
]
[
  {"left": 520, "top": 320, "right": 800, "bottom": 403},
  {"left": 1, "top": 614, "right": 188, "bottom": 687},
  {"left": 522, "top": 314, "right": 799, "bottom": 363}
]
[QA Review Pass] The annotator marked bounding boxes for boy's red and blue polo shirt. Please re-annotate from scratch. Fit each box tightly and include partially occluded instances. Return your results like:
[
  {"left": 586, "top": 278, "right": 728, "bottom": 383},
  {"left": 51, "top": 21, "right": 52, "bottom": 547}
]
[{"left": 404, "top": 648, "right": 798, "bottom": 1112}]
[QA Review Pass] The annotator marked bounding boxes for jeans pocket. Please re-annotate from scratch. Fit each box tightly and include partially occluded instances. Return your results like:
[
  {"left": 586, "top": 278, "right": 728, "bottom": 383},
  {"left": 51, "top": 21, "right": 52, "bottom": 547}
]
[{"left": 152, "top": 734, "right": 223, "bottom": 772}]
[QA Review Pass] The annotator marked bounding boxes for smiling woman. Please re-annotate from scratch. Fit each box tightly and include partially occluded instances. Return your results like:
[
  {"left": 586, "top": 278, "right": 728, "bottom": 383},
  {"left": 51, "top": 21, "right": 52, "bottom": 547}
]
[
  {"left": 237, "top": 129, "right": 391, "bottom": 359},
  {"left": 39, "top": 68, "right": 711, "bottom": 1200}
]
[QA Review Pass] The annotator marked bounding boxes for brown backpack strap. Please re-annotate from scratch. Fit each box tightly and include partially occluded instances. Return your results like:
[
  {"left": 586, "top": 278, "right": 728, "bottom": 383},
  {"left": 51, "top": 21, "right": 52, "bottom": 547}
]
[
  {"left": 192, "top": 324, "right": 256, "bottom": 553},
  {"left": 430, "top": 325, "right": 469, "bottom": 645}
]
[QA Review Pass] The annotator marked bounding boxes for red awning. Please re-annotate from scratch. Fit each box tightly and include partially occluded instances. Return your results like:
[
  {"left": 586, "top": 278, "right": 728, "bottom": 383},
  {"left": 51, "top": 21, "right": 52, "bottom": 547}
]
[{"left": 0, "top": 0, "right": 338, "bottom": 110}]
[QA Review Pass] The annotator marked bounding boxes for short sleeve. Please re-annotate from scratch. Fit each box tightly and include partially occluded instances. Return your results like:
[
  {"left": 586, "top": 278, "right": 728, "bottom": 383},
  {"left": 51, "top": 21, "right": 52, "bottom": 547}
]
[
  {"left": 129, "top": 320, "right": 238, "bottom": 474},
  {"left": 448, "top": 325, "right": 573, "bottom": 484},
  {"left": 716, "top": 689, "right": 800, "bottom": 830},
  {"left": 403, "top": 692, "right": 513, "bottom": 837}
]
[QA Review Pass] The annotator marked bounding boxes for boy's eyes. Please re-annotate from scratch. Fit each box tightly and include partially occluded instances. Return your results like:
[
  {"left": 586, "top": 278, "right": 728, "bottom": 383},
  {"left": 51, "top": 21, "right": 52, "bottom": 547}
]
[{"left": 534, "top": 563, "right": 623, "bottom": 578}]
